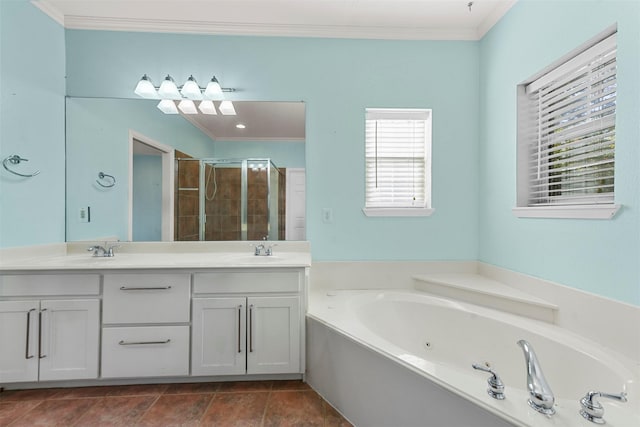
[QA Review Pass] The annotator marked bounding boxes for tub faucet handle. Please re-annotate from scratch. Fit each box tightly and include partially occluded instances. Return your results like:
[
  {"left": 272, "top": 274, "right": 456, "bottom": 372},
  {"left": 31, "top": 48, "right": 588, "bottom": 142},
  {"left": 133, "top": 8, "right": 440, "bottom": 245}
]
[
  {"left": 472, "top": 364, "right": 505, "bottom": 400},
  {"left": 579, "top": 390, "right": 627, "bottom": 424}
]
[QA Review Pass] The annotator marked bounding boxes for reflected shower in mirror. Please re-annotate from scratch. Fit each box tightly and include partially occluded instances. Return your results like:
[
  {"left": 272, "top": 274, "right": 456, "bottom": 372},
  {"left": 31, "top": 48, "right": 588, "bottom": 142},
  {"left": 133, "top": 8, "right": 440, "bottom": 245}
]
[
  {"left": 175, "top": 157, "right": 284, "bottom": 242},
  {"left": 65, "top": 97, "right": 305, "bottom": 243}
]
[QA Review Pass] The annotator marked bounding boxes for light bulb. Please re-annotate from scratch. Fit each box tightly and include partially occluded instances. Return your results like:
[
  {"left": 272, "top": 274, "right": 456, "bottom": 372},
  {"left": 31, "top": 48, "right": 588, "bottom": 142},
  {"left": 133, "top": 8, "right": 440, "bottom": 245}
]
[
  {"left": 134, "top": 74, "right": 158, "bottom": 99},
  {"left": 178, "top": 99, "right": 198, "bottom": 114},
  {"left": 204, "top": 76, "right": 223, "bottom": 99},
  {"left": 198, "top": 100, "right": 217, "bottom": 115},
  {"left": 219, "top": 100, "right": 236, "bottom": 115},
  {"left": 158, "top": 75, "right": 181, "bottom": 100},
  {"left": 157, "top": 99, "right": 178, "bottom": 114},
  {"left": 181, "top": 75, "right": 202, "bottom": 100}
]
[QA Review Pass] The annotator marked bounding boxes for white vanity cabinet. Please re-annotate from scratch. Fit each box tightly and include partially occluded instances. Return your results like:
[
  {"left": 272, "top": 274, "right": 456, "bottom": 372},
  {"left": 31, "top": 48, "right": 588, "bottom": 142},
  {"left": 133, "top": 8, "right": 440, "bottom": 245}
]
[
  {"left": 0, "top": 275, "right": 100, "bottom": 383},
  {"left": 100, "top": 273, "right": 190, "bottom": 378},
  {"left": 192, "top": 269, "right": 304, "bottom": 376}
]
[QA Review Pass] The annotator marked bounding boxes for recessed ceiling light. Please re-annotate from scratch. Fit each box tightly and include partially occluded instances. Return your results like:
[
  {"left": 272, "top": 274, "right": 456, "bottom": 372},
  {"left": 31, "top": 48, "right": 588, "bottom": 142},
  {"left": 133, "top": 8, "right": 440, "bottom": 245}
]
[{"left": 236, "top": 123, "right": 246, "bottom": 129}]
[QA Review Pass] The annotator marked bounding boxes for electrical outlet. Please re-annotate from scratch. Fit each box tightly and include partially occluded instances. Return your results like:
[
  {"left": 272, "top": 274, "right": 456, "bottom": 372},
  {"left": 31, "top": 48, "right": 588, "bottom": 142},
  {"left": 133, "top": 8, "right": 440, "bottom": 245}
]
[
  {"left": 322, "top": 208, "right": 333, "bottom": 224},
  {"left": 79, "top": 207, "right": 90, "bottom": 223}
]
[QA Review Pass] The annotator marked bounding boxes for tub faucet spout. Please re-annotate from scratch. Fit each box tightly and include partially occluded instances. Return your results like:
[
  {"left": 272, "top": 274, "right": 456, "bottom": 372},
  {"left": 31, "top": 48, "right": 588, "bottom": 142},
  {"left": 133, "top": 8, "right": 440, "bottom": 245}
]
[{"left": 517, "top": 339, "right": 555, "bottom": 415}]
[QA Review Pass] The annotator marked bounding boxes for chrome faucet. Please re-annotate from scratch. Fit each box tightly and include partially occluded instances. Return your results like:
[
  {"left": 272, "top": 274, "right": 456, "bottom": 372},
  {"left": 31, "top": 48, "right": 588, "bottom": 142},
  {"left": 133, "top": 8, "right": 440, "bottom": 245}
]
[
  {"left": 517, "top": 339, "right": 555, "bottom": 415},
  {"left": 254, "top": 243, "right": 273, "bottom": 256},
  {"left": 253, "top": 237, "right": 275, "bottom": 256},
  {"left": 472, "top": 363, "right": 506, "bottom": 400},
  {"left": 88, "top": 242, "right": 119, "bottom": 257},
  {"left": 579, "top": 390, "right": 627, "bottom": 424}
]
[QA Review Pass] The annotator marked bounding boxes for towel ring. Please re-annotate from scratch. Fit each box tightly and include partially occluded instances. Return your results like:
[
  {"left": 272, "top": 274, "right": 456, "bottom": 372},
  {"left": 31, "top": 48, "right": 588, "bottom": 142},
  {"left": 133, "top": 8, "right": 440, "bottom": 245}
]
[
  {"left": 96, "top": 172, "right": 116, "bottom": 188},
  {"left": 2, "top": 155, "right": 40, "bottom": 178}
]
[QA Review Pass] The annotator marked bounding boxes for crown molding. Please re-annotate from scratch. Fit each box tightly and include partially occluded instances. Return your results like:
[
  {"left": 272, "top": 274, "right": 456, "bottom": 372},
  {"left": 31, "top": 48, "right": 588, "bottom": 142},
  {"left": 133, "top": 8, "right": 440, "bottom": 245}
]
[
  {"left": 62, "top": 15, "right": 480, "bottom": 41},
  {"left": 32, "top": 0, "right": 516, "bottom": 41},
  {"left": 31, "top": 0, "right": 64, "bottom": 26},
  {"left": 476, "top": 0, "right": 517, "bottom": 39}
]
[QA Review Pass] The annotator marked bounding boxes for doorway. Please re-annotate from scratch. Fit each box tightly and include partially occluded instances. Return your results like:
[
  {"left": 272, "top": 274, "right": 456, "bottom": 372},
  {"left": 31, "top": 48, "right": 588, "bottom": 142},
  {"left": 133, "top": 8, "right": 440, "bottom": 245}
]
[{"left": 128, "top": 131, "right": 174, "bottom": 241}]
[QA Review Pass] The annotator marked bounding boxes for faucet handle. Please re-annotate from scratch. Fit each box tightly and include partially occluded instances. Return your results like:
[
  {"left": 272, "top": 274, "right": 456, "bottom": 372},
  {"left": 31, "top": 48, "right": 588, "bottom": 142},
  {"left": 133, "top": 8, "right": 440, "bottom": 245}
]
[
  {"left": 472, "top": 364, "right": 505, "bottom": 400},
  {"left": 87, "top": 245, "right": 104, "bottom": 256},
  {"left": 580, "top": 390, "right": 627, "bottom": 424},
  {"left": 106, "top": 243, "right": 120, "bottom": 257}
]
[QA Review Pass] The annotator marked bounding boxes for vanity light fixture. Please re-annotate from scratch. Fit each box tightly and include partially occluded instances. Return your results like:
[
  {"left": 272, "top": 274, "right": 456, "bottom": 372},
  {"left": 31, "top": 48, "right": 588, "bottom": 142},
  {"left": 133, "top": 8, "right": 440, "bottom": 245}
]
[
  {"left": 157, "top": 99, "right": 179, "bottom": 114},
  {"left": 178, "top": 99, "right": 198, "bottom": 114},
  {"left": 134, "top": 74, "right": 237, "bottom": 115},
  {"left": 236, "top": 123, "right": 246, "bottom": 129},
  {"left": 198, "top": 100, "right": 217, "bottom": 115},
  {"left": 219, "top": 100, "right": 237, "bottom": 115},
  {"left": 180, "top": 75, "right": 202, "bottom": 100},
  {"left": 134, "top": 74, "right": 158, "bottom": 99},
  {"left": 158, "top": 75, "right": 181, "bottom": 100},
  {"left": 204, "top": 76, "right": 223, "bottom": 99}
]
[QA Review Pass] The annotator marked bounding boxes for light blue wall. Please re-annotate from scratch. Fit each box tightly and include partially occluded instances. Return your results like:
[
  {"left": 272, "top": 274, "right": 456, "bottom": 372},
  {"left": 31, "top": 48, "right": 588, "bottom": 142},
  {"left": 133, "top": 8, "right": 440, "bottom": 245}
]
[
  {"left": 478, "top": 0, "right": 640, "bottom": 305},
  {"left": 132, "top": 155, "right": 162, "bottom": 241},
  {"left": 65, "top": 97, "right": 216, "bottom": 241},
  {"left": 65, "top": 31, "right": 481, "bottom": 262},
  {"left": 7, "top": 1, "right": 637, "bottom": 305},
  {"left": 0, "top": 0, "right": 66, "bottom": 248},
  {"left": 212, "top": 140, "right": 305, "bottom": 169}
]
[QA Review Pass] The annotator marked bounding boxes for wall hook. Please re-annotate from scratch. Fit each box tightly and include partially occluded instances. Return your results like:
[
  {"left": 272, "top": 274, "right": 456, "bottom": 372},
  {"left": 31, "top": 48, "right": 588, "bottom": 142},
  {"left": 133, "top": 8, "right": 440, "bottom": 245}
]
[
  {"left": 96, "top": 171, "right": 116, "bottom": 188},
  {"left": 2, "top": 155, "right": 40, "bottom": 178}
]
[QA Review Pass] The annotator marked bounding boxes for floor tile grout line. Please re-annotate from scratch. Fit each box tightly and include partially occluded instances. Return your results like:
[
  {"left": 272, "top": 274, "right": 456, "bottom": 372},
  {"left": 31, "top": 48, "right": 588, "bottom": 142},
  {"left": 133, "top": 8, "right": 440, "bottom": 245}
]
[
  {"left": 130, "top": 393, "right": 162, "bottom": 425},
  {"left": 260, "top": 390, "right": 272, "bottom": 427},
  {"left": 4, "top": 399, "right": 45, "bottom": 427},
  {"left": 197, "top": 391, "right": 218, "bottom": 425}
]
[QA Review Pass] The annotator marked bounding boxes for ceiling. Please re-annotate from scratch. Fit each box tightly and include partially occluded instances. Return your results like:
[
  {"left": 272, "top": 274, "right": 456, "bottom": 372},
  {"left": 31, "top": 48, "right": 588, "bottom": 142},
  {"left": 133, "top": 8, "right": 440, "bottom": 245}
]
[
  {"left": 181, "top": 101, "right": 306, "bottom": 141},
  {"left": 34, "top": 0, "right": 517, "bottom": 41}
]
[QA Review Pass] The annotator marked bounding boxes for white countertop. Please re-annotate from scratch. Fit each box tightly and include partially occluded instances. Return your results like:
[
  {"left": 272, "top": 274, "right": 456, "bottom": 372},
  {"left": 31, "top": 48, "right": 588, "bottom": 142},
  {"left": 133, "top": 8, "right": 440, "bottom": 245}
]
[{"left": 0, "top": 241, "right": 311, "bottom": 271}]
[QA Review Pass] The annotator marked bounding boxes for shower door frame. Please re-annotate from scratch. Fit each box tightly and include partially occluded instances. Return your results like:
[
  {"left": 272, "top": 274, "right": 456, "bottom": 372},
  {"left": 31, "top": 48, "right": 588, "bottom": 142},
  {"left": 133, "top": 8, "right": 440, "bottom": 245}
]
[{"left": 199, "top": 158, "right": 279, "bottom": 241}]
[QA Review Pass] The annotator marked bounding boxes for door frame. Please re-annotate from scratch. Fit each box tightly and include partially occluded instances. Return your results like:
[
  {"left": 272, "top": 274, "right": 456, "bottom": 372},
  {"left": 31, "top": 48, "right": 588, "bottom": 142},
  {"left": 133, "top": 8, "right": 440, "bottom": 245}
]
[{"left": 128, "top": 130, "right": 175, "bottom": 241}]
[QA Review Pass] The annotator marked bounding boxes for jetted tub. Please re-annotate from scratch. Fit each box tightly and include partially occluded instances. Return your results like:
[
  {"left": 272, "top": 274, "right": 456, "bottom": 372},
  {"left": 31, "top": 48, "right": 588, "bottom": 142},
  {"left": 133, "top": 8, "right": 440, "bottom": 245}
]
[{"left": 307, "top": 290, "right": 639, "bottom": 427}]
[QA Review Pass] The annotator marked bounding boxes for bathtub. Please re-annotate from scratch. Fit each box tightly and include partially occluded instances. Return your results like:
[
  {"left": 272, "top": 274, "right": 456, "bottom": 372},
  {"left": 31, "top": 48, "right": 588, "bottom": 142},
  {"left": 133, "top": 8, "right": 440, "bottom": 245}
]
[{"left": 306, "top": 290, "right": 639, "bottom": 427}]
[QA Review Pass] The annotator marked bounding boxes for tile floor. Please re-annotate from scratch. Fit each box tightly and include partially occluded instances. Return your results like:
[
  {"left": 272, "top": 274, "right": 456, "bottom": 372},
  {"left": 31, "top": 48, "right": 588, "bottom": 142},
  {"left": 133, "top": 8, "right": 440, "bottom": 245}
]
[{"left": 0, "top": 380, "right": 352, "bottom": 427}]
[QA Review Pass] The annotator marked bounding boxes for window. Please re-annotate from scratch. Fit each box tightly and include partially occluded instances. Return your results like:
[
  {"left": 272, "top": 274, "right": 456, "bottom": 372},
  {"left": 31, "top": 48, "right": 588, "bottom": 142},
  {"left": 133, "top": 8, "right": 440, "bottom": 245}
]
[
  {"left": 514, "top": 30, "right": 620, "bottom": 219},
  {"left": 363, "top": 108, "right": 433, "bottom": 217}
]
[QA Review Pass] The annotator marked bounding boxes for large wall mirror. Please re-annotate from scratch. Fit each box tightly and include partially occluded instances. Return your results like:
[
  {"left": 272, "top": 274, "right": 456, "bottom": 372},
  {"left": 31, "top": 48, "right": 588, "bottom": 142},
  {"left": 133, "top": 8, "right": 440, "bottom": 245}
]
[{"left": 65, "top": 98, "right": 305, "bottom": 242}]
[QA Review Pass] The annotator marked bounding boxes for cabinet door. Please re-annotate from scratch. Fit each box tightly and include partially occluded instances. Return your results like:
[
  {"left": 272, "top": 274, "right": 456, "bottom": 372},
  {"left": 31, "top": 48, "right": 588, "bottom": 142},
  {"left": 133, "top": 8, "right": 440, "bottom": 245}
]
[
  {"left": 38, "top": 299, "right": 99, "bottom": 381},
  {"left": 247, "top": 296, "right": 300, "bottom": 375},
  {"left": 192, "top": 298, "right": 246, "bottom": 376},
  {"left": 0, "top": 301, "right": 39, "bottom": 382}
]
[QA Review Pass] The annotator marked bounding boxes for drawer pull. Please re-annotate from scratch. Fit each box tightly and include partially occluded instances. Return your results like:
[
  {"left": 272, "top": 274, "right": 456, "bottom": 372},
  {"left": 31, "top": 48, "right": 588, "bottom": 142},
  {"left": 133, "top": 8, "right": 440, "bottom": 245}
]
[
  {"left": 25, "top": 308, "right": 36, "bottom": 359},
  {"left": 38, "top": 309, "right": 47, "bottom": 359},
  {"left": 237, "top": 305, "right": 243, "bottom": 353},
  {"left": 119, "top": 286, "right": 172, "bottom": 291},
  {"left": 249, "top": 304, "right": 254, "bottom": 353},
  {"left": 118, "top": 339, "right": 171, "bottom": 346}
]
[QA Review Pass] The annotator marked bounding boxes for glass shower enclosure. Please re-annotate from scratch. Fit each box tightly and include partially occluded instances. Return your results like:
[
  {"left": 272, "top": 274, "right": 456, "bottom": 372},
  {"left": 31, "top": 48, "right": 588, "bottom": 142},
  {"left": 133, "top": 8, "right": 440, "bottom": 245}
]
[{"left": 175, "top": 158, "right": 284, "bottom": 241}]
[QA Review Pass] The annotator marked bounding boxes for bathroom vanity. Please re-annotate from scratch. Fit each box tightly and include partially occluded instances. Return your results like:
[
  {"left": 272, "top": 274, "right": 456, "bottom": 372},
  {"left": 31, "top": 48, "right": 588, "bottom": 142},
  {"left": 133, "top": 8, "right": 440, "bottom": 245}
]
[{"left": 0, "top": 242, "right": 310, "bottom": 388}]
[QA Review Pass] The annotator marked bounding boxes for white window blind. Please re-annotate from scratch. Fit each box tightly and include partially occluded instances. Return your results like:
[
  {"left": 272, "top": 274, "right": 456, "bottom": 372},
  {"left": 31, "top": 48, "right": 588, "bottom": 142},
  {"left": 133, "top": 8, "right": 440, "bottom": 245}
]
[
  {"left": 365, "top": 109, "right": 431, "bottom": 209},
  {"left": 523, "top": 33, "right": 616, "bottom": 207}
]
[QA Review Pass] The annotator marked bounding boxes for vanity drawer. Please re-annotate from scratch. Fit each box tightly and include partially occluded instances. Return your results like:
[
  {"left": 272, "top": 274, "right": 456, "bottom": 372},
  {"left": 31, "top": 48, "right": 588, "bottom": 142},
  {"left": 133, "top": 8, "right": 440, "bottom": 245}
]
[
  {"left": 103, "top": 273, "right": 190, "bottom": 324},
  {"left": 101, "top": 326, "right": 189, "bottom": 378},
  {"left": 0, "top": 274, "right": 100, "bottom": 297},
  {"left": 193, "top": 269, "right": 302, "bottom": 294}
]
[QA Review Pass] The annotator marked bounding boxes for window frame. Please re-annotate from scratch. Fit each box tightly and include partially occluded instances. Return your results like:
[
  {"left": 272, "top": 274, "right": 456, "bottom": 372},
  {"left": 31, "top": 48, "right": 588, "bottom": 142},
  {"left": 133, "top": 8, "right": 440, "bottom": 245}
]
[
  {"left": 362, "top": 108, "right": 434, "bottom": 217},
  {"left": 514, "top": 27, "right": 620, "bottom": 220}
]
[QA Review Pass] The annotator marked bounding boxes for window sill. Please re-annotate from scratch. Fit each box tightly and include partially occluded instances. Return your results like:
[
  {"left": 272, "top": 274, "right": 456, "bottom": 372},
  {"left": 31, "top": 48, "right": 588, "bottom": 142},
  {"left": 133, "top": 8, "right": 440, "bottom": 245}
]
[
  {"left": 512, "top": 204, "right": 621, "bottom": 219},
  {"left": 362, "top": 207, "right": 435, "bottom": 217}
]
